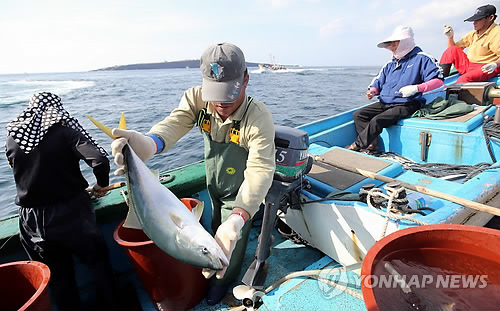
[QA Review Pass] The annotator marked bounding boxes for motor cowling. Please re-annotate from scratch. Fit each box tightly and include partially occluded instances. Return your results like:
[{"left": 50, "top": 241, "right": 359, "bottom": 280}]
[
  {"left": 446, "top": 82, "right": 498, "bottom": 106},
  {"left": 274, "top": 125, "right": 312, "bottom": 182}
]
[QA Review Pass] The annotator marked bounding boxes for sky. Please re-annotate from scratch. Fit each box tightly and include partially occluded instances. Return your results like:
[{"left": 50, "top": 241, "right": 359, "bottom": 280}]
[{"left": 0, "top": 0, "right": 497, "bottom": 74}]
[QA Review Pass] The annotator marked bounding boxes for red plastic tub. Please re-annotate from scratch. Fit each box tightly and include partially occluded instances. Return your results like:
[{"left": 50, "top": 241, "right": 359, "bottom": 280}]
[
  {"left": 114, "top": 198, "right": 209, "bottom": 311},
  {"left": 0, "top": 260, "right": 51, "bottom": 311},
  {"left": 361, "top": 224, "right": 500, "bottom": 311}
]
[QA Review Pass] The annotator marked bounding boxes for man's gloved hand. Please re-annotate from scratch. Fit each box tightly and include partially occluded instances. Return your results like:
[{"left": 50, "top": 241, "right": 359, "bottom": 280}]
[
  {"left": 399, "top": 85, "right": 419, "bottom": 97},
  {"left": 111, "top": 128, "right": 157, "bottom": 175},
  {"left": 443, "top": 25, "right": 454, "bottom": 38},
  {"left": 481, "top": 62, "right": 498, "bottom": 74},
  {"left": 202, "top": 214, "right": 245, "bottom": 279}
]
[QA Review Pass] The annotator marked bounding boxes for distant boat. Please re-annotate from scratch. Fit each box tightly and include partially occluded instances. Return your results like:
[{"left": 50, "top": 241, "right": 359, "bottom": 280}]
[
  {"left": 258, "top": 54, "right": 287, "bottom": 71},
  {"left": 258, "top": 63, "right": 287, "bottom": 71}
]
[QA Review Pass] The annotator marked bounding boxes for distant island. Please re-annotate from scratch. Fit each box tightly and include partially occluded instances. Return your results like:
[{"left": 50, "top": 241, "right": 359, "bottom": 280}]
[{"left": 94, "top": 59, "right": 263, "bottom": 71}]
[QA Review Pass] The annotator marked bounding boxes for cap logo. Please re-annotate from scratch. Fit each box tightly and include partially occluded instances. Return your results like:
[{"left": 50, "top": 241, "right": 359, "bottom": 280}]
[
  {"left": 228, "top": 82, "right": 241, "bottom": 100},
  {"left": 210, "top": 63, "right": 224, "bottom": 81}
]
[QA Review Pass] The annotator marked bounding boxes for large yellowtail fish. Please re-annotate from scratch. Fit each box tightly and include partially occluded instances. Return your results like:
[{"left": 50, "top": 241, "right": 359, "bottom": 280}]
[{"left": 89, "top": 114, "right": 228, "bottom": 270}]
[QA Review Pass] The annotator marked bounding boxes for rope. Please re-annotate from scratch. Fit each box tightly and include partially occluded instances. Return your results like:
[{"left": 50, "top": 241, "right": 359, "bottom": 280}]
[
  {"left": 378, "top": 152, "right": 499, "bottom": 182},
  {"left": 0, "top": 235, "right": 15, "bottom": 253},
  {"left": 481, "top": 105, "right": 500, "bottom": 162},
  {"left": 312, "top": 275, "right": 364, "bottom": 300},
  {"left": 230, "top": 262, "right": 364, "bottom": 311},
  {"left": 365, "top": 187, "right": 429, "bottom": 239},
  {"left": 262, "top": 262, "right": 363, "bottom": 299}
]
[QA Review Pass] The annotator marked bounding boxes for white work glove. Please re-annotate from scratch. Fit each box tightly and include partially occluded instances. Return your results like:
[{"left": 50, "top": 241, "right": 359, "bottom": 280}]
[
  {"left": 481, "top": 62, "right": 498, "bottom": 74},
  {"left": 398, "top": 85, "right": 419, "bottom": 97},
  {"left": 111, "top": 128, "right": 157, "bottom": 175},
  {"left": 443, "top": 25, "right": 454, "bottom": 38},
  {"left": 202, "top": 214, "right": 245, "bottom": 279}
]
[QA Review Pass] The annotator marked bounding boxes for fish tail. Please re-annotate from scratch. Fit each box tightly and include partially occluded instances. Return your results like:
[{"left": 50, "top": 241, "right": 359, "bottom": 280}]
[
  {"left": 88, "top": 113, "right": 128, "bottom": 139},
  {"left": 119, "top": 112, "right": 127, "bottom": 130}
]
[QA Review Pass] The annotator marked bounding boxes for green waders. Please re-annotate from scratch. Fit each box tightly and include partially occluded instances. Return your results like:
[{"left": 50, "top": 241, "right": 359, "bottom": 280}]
[{"left": 203, "top": 130, "right": 253, "bottom": 287}]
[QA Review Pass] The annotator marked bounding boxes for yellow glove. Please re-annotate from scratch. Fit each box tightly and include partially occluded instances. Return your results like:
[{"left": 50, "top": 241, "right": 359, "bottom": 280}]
[
  {"left": 111, "top": 128, "right": 157, "bottom": 175},
  {"left": 202, "top": 214, "right": 245, "bottom": 279}
]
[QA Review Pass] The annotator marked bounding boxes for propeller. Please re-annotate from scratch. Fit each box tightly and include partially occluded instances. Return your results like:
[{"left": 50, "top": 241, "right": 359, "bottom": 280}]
[{"left": 233, "top": 285, "right": 265, "bottom": 311}]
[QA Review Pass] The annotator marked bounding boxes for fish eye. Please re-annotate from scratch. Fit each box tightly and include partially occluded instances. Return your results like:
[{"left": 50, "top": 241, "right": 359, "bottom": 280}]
[{"left": 202, "top": 247, "right": 209, "bottom": 254}]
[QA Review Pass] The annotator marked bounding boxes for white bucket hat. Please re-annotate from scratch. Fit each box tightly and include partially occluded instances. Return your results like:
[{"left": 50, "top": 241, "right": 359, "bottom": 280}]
[{"left": 377, "top": 25, "right": 414, "bottom": 48}]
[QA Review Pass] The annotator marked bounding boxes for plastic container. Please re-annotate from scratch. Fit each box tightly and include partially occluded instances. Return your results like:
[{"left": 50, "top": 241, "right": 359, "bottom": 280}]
[
  {"left": 0, "top": 260, "right": 52, "bottom": 311},
  {"left": 113, "top": 198, "right": 208, "bottom": 311},
  {"left": 406, "top": 192, "right": 433, "bottom": 210},
  {"left": 361, "top": 224, "right": 500, "bottom": 311}
]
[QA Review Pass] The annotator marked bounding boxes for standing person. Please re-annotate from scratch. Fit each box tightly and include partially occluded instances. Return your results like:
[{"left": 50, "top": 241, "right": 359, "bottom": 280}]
[
  {"left": 346, "top": 25, "right": 444, "bottom": 152},
  {"left": 111, "top": 42, "right": 276, "bottom": 305},
  {"left": 440, "top": 4, "right": 500, "bottom": 83},
  {"left": 5, "top": 92, "right": 115, "bottom": 310}
]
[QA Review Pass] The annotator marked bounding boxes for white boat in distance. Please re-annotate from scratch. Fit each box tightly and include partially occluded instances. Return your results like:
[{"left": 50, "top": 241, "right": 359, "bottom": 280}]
[
  {"left": 258, "top": 54, "right": 288, "bottom": 71},
  {"left": 258, "top": 63, "right": 287, "bottom": 71}
]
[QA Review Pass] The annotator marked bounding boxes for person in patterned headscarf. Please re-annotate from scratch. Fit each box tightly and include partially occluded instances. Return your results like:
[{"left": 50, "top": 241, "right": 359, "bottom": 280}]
[{"left": 5, "top": 92, "right": 115, "bottom": 310}]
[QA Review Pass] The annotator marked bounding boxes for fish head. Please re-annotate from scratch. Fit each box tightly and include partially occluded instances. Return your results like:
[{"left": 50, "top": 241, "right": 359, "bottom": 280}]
[{"left": 177, "top": 224, "right": 229, "bottom": 270}]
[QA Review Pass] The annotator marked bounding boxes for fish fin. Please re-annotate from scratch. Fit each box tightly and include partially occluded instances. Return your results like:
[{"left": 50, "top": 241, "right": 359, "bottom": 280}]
[
  {"left": 151, "top": 170, "right": 160, "bottom": 179},
  {"left": 169, "top": 211, "right": 185, "bottom": 229},
  {"left": 119, "top": 112, "right": 127, "bottom": 129},
  {"left": 87, "top": 113, "right": 127, "bottom": 139},
  {"left": 192, "top": 201, "right": 204, "bottom": 221},
  {"left": 88, "top": 115, "right": 116, "bottom": 139},
  {"left": 123, "top": 199, "right": 143, "bottom": 229}
]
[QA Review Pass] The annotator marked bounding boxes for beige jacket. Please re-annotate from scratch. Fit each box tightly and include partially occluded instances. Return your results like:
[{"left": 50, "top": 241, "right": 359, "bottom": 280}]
[{"left": 148, "top": 86, "right": 275, "bottom": 217}]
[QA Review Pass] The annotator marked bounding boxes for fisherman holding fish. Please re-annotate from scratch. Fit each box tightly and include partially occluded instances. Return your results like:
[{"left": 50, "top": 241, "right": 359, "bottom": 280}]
[{"left": 111, "top": 42, "right": 276, "bottom": 305}]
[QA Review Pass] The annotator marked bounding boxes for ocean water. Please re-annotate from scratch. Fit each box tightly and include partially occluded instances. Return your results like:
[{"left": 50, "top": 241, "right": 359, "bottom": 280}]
[{"left": 0, "top": 66, "right": 379, "bottom": 219}]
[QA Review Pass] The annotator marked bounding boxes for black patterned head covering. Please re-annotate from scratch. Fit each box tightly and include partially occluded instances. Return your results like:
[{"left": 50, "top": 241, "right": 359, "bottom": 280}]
[{"left": 6, "top": 92, "right": 108, "bottom": 156}]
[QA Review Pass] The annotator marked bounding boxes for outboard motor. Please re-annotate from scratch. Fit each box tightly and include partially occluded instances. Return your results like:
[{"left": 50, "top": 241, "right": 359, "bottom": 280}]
[
  {"left": 241, "top": 125, "right": 312, "bottom": 291},
  {"left": 274, "top": 125, "right": 313, "bottom": 182}
]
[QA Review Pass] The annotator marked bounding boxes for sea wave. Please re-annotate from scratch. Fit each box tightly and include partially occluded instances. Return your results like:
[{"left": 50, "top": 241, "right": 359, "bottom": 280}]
[
  {"left": 0, "top": 80, "right": 95, "bottom": 108},
  {"left": 1, "top": 79, "right": 95, "bottom": 90}
]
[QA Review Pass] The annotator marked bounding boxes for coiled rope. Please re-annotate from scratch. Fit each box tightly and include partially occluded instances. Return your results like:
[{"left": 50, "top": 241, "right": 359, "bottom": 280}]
[{"left": 365, "top": 187, "right": 428, "bottom": 239}]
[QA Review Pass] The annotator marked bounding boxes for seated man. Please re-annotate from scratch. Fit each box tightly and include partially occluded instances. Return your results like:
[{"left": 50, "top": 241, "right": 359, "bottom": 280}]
[
  {"left": 346, "top": 25, "right": 444, "bottom": 152},
  {"left": 440, "top": 4, "right": 500, "bottom": 83}
]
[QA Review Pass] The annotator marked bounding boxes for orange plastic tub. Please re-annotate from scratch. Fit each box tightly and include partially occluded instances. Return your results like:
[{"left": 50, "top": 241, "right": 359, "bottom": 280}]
[
  {"left": 0, "top": 260, "right": 51, "bottom": 311},
  {"left": 361, "top": 224, "right": 500, "bottom": 311},
  {"left": 114, "top": 198, "right": 209, "bottom": 311}
]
